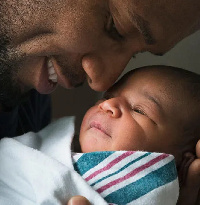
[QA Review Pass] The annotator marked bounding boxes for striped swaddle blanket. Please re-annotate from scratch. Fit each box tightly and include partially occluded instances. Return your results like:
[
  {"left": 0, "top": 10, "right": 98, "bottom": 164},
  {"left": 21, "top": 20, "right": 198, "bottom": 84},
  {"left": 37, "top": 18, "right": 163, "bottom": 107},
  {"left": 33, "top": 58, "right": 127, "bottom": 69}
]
[{"left": 73, "top": 151, "right": 179, "bottom": 205}]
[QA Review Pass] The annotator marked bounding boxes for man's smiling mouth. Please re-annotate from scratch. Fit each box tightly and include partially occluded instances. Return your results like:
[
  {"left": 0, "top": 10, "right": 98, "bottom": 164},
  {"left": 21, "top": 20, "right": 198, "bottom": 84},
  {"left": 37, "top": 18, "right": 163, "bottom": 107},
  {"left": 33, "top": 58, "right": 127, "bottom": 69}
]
[
  {"left": 47, "top": 57, "right": 74, "bottom": 89},
  {"left": 47, "top": 59, "right": 58, "bottom": 83}
]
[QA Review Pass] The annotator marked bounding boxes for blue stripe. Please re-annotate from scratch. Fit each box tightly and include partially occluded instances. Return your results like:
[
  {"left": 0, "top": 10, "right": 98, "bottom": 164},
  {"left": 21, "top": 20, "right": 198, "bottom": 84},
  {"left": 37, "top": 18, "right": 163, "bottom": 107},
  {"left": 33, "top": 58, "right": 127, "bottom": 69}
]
[
  {"left": 104, "top": 160, "right": 177, "bottom": 204},
  {"left": 91, "top": 152, "right": 151, "bottom": 187},
  {"left": 74, "top": 151, "right": 114, "bottom": 176}
]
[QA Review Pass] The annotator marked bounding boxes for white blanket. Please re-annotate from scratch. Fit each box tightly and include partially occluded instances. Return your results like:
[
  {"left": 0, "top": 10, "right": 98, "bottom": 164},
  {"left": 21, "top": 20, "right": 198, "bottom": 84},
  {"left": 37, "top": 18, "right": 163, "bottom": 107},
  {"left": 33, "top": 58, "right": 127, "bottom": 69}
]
[{"left": 0, "top": 117, "right": 179, "bottom": 205}]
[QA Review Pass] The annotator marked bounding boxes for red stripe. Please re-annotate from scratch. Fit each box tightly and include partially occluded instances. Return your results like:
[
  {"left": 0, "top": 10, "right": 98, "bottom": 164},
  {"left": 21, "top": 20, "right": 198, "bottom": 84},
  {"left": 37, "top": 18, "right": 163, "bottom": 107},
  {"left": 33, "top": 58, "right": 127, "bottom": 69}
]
[
  {"left": 85, "top": 151, "right": 135, "bottom": 181},
  {"left": 97, "top": 153, "right": 169, "bottom": 193}
]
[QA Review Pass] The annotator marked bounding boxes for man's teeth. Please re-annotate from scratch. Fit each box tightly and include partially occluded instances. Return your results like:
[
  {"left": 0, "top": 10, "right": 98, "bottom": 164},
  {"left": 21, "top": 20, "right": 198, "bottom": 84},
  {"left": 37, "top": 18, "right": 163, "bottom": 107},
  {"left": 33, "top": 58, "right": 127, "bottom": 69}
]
[
  {"left": 48, "top": 59, "right": 57, "bottom": 83},
  {"left": 49, "top": 74, "right": 57, "bottom": 83}
]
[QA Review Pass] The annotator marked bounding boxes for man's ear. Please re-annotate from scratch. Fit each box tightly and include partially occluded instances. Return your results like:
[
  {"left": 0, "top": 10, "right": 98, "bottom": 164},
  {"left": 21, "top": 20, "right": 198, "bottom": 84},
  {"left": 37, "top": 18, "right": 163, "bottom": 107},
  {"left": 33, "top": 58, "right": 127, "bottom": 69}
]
[{"left": 178, "top": 152, "right": 196, "bottom": 187}]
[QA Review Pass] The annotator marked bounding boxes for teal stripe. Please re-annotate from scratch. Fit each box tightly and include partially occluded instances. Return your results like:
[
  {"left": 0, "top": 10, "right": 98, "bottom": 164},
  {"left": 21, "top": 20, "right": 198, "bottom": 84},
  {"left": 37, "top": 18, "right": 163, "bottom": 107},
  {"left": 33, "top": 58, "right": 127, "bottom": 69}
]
[
  {"left": 91, "top": 152, "right": 151, "bottom": 187},
  {"left": 74, "top": 151, "right": 114, "bottom": 176},
  {"left": 104, "top": 160, "right": 177, "bottom": 204}
]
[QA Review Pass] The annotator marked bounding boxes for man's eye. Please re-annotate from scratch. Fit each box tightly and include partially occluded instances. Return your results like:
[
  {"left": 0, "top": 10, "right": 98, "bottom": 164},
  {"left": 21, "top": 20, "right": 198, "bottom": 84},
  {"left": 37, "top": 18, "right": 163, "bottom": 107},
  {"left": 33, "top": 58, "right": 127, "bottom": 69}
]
[{"left": 106, "top": 15, "right": 124, "bottom": 40}]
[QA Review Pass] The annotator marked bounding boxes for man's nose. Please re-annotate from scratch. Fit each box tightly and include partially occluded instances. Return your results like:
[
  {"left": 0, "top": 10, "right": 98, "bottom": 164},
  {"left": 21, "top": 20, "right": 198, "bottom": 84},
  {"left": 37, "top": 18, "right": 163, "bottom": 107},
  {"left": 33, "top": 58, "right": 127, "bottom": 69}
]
[
  {"left": 98, "top": 99, "right": 122, "bottom": 118},
  {"left": 82, "top": 50, "right": 132, "bottom": 92}
]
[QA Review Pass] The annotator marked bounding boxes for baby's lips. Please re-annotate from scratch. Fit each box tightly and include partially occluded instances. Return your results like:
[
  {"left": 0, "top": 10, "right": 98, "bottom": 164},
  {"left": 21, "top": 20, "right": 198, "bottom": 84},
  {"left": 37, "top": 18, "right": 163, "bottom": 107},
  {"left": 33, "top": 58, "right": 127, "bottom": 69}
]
[{"left": 90, "top": 121, "right": 111, "bottom": 137}]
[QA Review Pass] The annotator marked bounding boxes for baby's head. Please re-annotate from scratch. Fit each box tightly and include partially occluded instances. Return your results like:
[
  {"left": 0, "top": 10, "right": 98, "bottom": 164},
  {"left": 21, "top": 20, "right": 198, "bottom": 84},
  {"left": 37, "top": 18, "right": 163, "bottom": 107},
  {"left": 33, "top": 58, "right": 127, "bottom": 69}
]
[{"left": 79, "top": 65, "right": 200, "bottom": 167}]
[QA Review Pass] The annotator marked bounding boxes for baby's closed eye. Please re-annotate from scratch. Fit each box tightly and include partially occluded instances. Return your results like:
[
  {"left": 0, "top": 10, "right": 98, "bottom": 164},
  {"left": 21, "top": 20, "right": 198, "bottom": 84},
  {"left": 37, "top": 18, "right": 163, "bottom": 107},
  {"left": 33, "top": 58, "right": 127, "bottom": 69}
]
[{"left": 131, "top": 105, "right": 147, "bottom": 116}]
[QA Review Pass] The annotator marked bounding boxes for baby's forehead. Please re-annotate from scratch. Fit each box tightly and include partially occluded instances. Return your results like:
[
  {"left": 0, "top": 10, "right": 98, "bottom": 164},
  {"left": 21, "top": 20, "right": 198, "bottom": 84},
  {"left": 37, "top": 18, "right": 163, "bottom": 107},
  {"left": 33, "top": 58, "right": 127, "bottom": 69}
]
[
  {"left": 123, "top": 67, "right": 189, "bottom": 90},
  {"left": 110, "top": 66, "right": 199, "bottom": 102},
  {"left": 111, "top": 67, "right": 194, "bottom": 108},
  {"left": 117, "top": 68, "right": 175, "bottom": 90}
]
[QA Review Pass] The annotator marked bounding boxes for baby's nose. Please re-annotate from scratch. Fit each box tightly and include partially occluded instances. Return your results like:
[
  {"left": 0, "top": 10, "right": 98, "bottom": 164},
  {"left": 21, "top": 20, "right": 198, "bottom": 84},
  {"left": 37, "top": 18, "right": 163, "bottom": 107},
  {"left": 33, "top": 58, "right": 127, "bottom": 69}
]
[{"left": 98, "top": 99, "right": 122, "bottom": 118}]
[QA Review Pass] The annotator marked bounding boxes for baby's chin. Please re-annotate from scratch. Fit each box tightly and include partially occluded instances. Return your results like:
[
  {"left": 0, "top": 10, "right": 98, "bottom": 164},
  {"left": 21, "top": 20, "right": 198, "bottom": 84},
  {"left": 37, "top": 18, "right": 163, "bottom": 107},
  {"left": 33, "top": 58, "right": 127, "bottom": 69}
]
[
  {"left": 79, "top": 143, "right": 100, "bottom": 153},
  {"left": 79, "top": 145, "right": 93, "bottom": 153}
]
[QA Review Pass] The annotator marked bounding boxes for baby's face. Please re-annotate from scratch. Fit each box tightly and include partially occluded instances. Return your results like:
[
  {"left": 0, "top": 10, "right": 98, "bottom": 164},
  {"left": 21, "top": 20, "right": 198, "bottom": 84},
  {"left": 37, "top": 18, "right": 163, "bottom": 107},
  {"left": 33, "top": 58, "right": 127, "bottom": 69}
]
[{"left": 79, "top": 68, "right": 188, "bottom": 159}]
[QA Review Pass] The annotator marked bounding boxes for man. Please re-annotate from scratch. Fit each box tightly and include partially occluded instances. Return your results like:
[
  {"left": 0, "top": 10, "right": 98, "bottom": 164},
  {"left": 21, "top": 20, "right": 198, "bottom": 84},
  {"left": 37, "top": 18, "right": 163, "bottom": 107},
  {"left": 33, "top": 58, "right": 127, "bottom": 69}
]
[{"left": 0, "top": 0, "right": 200, "bottom": 204}]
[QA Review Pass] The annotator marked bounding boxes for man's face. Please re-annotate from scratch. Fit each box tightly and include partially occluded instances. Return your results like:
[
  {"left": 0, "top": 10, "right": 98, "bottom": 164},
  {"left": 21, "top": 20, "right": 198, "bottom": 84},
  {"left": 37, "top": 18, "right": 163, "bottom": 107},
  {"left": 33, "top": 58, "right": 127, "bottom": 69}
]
[
  {"left": 79, "top": 68, "right": 189, "bottom": 161},
  {"left": 0, "top": 0, "right": 199, "bottom": 108}
]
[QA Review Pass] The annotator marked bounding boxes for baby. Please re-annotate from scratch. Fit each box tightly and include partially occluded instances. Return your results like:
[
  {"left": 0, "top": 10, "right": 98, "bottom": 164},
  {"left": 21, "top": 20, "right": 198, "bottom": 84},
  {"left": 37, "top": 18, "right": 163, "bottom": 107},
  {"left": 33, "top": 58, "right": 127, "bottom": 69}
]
[
  {"left": 79, "top": 65, "right": 200, "bottom": 171},
  {"left": 1, "top": 65, "right": 200, "bottom": 205}
]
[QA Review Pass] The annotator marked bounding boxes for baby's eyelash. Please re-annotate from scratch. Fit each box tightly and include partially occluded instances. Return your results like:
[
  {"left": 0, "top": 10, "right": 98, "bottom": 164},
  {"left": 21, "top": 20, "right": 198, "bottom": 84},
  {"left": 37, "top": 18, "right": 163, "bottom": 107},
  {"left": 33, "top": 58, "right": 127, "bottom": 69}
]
[
  {"left": 131, "top": 105, "right": 146, "bottom": 116},
  {"left": 131, "top": 105, "right": 157, "bottom": 125},
  {"left": 134, "top": 108, "right": 146, "bottom": 115}
]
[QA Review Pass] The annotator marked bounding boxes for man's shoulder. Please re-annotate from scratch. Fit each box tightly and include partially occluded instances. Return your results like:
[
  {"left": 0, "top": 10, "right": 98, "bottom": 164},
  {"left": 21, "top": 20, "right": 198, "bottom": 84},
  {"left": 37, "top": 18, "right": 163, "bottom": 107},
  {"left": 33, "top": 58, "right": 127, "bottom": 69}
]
[{"left": 0, "top": 90, "right": 51, "bottom": 139}]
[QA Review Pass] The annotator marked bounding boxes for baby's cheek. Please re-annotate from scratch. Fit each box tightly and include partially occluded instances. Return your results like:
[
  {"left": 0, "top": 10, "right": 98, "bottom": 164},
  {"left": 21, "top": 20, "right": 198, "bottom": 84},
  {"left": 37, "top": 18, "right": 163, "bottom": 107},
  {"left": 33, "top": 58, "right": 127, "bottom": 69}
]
[{"left": 114, "top": 134, "right": 146, "bottom": 151}]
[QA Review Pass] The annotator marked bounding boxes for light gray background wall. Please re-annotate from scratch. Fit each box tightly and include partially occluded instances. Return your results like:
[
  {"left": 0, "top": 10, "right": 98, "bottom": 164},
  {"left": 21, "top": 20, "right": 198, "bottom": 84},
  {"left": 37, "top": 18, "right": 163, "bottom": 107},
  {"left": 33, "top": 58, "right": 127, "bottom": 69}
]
[
  {"left": 124, "top": 30, "right": 200, "bottom": 75},
  {"left": 51, "top": 30, "right": 200, "bottom": 133}
]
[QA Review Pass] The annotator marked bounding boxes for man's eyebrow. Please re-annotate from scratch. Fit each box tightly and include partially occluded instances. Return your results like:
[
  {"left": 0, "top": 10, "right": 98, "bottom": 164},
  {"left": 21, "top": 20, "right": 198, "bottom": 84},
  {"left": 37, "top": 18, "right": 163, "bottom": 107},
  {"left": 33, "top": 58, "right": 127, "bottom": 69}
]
[{"left": 132, "top": 14, "right": 156, "bottom": 45}]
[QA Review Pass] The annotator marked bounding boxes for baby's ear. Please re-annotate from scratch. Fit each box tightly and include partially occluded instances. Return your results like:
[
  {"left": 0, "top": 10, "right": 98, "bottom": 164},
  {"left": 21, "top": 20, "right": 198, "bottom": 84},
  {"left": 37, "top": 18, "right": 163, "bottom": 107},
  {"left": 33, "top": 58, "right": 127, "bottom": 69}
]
[{"left": 178, "top": 152, "right": 196, "bottom": 187}]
